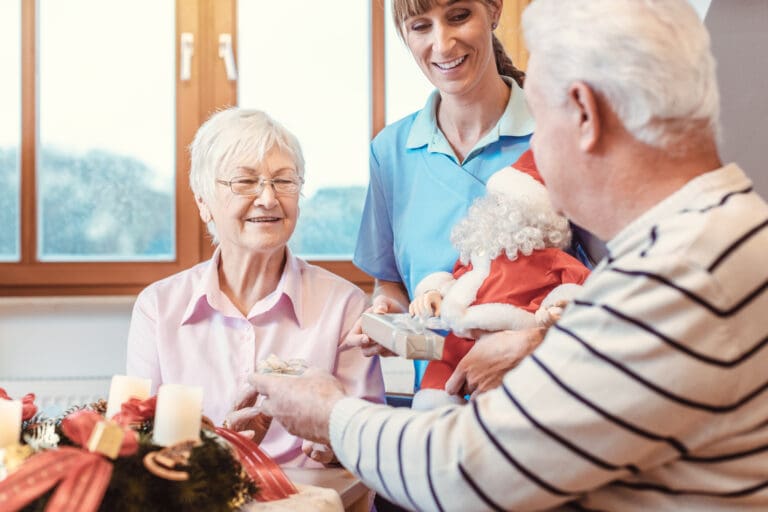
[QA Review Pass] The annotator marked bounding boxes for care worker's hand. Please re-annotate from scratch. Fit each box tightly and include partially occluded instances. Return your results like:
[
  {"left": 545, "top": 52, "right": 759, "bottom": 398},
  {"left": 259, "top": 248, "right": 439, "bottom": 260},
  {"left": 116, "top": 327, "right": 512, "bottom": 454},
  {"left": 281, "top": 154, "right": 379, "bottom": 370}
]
[
  {"left": 344, "top": 294, "right": 405, "bottom": 357},
  {"left": 535, "top": 300, "right": 569, "bottom": 329},
  {"left": 249, "top": 368, "right": 347, "bottom": 446},
  {"left": 445, "top": 328, "right": 545, "bottom": 398},
  {"left": 223, "top": 385, "right": 272, "bottom": 445}
]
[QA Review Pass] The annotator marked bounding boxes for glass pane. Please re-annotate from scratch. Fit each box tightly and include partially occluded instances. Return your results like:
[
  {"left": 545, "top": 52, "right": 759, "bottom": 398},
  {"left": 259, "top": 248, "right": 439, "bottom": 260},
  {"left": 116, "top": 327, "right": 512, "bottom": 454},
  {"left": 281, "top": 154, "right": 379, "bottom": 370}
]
[
  {"left": 384, "top": 0, "right": 433, "bottom": 124},
  {"left": 38, "top": 0, "right": 175, "bottom": 261},
  {"left": 237, "top": 0, "right": 370, "bottom": 260},
  {"left": 0, "top": 1, "right": 21, "bottom": 262}
]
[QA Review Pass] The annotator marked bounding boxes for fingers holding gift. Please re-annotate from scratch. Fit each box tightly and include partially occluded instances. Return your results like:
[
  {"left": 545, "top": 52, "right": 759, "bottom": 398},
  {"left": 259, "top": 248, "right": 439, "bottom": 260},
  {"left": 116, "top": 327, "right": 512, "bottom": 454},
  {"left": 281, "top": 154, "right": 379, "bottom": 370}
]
[
  {"left": 249, "top": 368, "right": 346, "bottom": 445},
  {"left": 343, "top": 315, "right": 398, "bottom": 357}
]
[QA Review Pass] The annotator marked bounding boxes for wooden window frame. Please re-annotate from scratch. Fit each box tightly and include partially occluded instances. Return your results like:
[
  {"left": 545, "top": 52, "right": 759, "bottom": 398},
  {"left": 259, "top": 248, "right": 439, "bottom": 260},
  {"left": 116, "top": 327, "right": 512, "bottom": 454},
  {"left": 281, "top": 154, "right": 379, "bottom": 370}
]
[{"left": 0, "top": 0, "right": 528, "bottom": 297}]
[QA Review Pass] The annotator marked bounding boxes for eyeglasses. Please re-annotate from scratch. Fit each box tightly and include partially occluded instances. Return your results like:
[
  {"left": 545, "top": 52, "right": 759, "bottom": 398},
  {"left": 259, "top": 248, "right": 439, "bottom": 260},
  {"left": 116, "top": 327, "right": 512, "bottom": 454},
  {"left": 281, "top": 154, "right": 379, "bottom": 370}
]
[{"left": 216, "top": 174, "right": 304, "bottom": 196}]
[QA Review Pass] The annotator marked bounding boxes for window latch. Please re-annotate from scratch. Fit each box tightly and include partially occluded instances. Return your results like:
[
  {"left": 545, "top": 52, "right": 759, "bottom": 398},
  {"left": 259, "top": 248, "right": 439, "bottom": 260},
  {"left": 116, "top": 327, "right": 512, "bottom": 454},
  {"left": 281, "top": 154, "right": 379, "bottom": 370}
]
[
  {"left": 180, "top": 32, "right": 194, "bottom": 81},
  {"left": 218, "top": 33, "right": 238, "bottom": 81}
]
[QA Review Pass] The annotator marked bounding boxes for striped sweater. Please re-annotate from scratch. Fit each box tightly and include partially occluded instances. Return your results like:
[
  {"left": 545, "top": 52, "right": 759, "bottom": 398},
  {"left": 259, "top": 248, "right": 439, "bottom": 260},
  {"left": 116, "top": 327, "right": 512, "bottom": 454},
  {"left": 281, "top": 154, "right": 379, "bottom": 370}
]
[{"left": 329, "top": 163, "right": 768, "bottom": 511}]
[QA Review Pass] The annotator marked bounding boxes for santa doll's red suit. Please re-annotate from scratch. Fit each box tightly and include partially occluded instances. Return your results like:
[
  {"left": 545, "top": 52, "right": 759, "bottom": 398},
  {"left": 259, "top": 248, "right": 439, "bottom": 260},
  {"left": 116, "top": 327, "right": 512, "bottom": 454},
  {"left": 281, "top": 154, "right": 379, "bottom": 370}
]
[{"left": 410, "top": 150, "right": 590, "bottom": 408}]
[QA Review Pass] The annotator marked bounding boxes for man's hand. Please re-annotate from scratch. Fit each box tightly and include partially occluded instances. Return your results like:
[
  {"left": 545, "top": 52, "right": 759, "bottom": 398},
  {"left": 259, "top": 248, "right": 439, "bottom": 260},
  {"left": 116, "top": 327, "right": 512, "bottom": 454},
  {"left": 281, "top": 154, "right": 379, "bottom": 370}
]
[
  {"left": 445, "top": 328, "right": 545, "bottom": 398},
  {"left": 249, "top": 368, "right": 347, "bottom": 445},
  {"left": 345, "top": 294, "right": 405, "bottom": 357}
]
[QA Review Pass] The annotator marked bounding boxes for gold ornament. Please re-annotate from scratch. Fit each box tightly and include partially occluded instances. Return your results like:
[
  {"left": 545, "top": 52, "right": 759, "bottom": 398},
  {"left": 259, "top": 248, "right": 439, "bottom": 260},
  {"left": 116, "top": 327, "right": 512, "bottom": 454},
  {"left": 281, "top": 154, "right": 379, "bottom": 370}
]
[
  {"left": 86, "top": 420, "right": 125, "bottom": 459},
  {"left": 143, "top": 439, "right": 199, "bottom": 481}
]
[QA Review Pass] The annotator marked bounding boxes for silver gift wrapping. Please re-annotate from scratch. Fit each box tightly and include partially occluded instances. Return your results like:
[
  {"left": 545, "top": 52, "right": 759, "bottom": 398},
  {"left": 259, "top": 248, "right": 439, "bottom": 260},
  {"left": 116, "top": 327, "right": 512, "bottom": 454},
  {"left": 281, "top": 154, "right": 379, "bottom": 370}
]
[{"left": 360, "top": 313, "right": 445, "bottom": 360}]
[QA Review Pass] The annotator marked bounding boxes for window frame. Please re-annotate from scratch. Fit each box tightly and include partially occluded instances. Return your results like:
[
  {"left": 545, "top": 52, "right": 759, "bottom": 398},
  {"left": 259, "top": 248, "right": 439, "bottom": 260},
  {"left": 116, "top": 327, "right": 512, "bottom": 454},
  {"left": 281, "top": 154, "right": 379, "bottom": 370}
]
[{"left": 0, "top": 0, "right": 528, "bottom": 297}]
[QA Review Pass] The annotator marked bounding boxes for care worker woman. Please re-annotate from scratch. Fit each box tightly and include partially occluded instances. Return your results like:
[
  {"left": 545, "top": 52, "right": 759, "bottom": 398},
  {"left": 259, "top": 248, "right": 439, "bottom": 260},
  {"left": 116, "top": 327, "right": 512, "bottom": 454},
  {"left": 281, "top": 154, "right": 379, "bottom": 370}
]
[
  {"left": 127, "top": 108, "right": 384, "bottom": 467},
  {"left": 350, "top": 0, "right": 538, "bottom": 394}
]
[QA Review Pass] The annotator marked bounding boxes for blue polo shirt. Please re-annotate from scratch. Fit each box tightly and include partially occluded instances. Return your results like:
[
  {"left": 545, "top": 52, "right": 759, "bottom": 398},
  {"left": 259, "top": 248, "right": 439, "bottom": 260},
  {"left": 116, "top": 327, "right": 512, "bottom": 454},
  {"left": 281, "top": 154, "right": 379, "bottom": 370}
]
[{"left": 354, "top": 77, "right": 535, "bottom": 300}]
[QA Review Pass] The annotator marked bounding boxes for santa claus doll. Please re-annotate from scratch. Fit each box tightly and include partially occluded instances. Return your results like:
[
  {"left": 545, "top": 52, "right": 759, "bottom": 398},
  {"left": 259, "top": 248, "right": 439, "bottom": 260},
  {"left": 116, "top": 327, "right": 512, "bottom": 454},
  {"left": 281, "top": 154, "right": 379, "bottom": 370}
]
[{"left": 409, "top": 150, "right": 591, "bottom": 409}]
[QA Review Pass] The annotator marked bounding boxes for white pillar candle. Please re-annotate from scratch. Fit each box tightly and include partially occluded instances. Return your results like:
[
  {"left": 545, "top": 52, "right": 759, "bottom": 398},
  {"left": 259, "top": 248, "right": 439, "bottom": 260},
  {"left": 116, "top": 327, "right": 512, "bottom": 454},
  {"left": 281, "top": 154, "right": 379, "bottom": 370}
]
[
  {"left": 0, "top": 400, "right": 22, "bottom": 448},
  {"left": 152, "top": 384, "right": 203, "bottom": 447},
  {"left": 105, "top": 375, "right": 152, "bottom": 419}
]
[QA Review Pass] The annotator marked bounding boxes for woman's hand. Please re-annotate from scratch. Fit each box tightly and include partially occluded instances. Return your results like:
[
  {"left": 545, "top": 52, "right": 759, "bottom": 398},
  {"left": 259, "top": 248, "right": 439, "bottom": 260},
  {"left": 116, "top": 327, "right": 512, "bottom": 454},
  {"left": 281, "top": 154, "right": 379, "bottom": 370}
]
[
  {"left": 223, "top": 385, "right": 273, "bottom": 445},
  {"left": 301, "top": 440, "right": 337, "bottom": 465},
  {"left": 345, "top": 295, "right": 401, "bottom": 357},
  {"left": 444, "top": 328, "right": 545, "bottom": 398},
  {"left": 408, "top": 290, "right": 443, "bottom": 318}
]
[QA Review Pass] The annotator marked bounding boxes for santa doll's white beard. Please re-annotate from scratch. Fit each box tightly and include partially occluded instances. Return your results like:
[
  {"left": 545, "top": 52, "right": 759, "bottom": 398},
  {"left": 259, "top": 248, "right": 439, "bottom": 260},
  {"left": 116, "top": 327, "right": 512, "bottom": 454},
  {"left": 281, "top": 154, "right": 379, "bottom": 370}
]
[{"left": 451, "top": 193, "right": 572, "bottom": 265}]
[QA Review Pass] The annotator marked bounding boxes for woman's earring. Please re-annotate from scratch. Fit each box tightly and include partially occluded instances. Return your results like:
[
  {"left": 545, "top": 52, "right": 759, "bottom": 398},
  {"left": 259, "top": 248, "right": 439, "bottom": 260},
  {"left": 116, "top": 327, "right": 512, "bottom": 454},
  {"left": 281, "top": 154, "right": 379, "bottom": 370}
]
[{"left": 492, "top": 21, "right": 498, "bottom": 30}]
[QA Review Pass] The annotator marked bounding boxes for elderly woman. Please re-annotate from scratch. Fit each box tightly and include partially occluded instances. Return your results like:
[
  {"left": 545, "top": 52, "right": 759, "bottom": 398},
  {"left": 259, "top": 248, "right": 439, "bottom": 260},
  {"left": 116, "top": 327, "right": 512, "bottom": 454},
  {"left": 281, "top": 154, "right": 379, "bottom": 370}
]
[{"left": 127, "top": 108, "right": 384, "bottom": 467}]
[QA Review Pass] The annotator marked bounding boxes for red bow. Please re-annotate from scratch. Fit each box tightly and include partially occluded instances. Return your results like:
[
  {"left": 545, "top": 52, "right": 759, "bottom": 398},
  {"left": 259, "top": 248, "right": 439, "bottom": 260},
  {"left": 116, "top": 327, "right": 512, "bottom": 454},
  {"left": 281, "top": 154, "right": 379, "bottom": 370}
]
[
  {"left": 112, "top": 395, "right": 157, "bottom": 427},
  {"left": 0, "top": 411, "right": 137, "bottom": 512},
  {"left": 0, "top": 388, "right": 38, "bottom": 421}
]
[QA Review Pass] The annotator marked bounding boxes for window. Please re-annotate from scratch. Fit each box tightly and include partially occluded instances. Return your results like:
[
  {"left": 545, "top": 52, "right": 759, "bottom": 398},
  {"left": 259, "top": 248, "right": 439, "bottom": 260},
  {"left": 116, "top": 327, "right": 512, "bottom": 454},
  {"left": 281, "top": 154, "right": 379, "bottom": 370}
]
[
  {"left": 237, "top": 0, "right": 370, "bottom": 260},
  {"left": 37, "top": 0, "right": 176, "bottom": 262},
  {"left": 1, "top": 0, "right": 379, "bottom": 294},
  {"left": 384, "top": 0, "right": 433, "bottom": 124},
  {"left": 0, "top": 0, "right": 529, "bottom": 296},
  {"left": 0, "top": 1, "right": 21, "bottom": 262}
]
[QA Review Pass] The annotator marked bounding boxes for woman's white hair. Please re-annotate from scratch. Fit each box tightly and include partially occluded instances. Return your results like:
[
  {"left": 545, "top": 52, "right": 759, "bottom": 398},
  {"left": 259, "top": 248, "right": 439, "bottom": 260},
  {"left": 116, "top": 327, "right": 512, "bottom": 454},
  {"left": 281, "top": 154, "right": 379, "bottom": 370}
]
[
  {"left": 188, "top": 108, "right": 305, "bottom": 242},
  {"left": 522, "top": 0, "right": 721, "bottom": 151},
  {"left": 451, "top": 192, "right": 571, "bottom": 266}
]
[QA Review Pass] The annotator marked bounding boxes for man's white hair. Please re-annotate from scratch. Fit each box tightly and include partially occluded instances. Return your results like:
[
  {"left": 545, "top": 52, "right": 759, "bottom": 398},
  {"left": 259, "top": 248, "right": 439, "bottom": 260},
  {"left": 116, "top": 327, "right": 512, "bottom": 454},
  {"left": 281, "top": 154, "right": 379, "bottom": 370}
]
[
  {"left": 188, "top": 108, "right": 305, "bottom": 242},
  {"left": 522, "top": 0, "right": 721, "bottom": 151},
  {"left": 451, "top": 192, "right": 571, "bottom": 266}
]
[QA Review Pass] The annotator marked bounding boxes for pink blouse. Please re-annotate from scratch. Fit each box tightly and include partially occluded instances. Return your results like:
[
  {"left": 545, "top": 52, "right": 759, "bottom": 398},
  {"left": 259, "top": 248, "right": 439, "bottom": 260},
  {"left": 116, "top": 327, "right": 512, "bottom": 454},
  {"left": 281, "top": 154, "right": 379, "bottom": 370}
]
[{"left": 127, "top": 247, "right": 384, "bottom": 467}]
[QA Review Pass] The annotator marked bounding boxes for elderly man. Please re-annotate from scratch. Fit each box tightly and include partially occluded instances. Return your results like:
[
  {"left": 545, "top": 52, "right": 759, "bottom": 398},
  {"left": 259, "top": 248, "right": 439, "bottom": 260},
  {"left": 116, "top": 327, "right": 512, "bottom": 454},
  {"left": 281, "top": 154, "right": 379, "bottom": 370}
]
[{"left": 243, "top": 1, "right": 768, "bottom": 509}]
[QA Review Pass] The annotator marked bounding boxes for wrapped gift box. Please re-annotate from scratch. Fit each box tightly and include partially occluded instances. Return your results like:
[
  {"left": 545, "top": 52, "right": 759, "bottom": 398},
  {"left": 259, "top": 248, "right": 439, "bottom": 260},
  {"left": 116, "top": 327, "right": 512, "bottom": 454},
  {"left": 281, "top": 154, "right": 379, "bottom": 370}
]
[{"left": 361, "top": 313, "right": 445, "bottom": 360}]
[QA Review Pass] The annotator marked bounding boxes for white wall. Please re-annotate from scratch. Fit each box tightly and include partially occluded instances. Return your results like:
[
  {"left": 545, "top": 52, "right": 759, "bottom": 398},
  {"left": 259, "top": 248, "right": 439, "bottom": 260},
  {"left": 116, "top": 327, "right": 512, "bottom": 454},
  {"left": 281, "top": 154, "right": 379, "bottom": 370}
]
[
  {"left": 0, "top": 296, "right": 133, "bottom": 414},
  {"left": 0, "top": 295, "right": 414, "bottom": 411},
  {"left": 706, "top": 0, "right": 768, "bottom": 196}
]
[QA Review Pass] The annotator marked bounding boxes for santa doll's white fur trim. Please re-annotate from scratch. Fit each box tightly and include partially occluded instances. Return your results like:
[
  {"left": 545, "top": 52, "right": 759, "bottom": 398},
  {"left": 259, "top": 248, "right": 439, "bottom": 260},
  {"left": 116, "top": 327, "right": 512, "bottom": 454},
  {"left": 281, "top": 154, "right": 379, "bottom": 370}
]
[
  {"left": 540, "top": 283, "right": 583, "bottom": 309},
  {"left": 439, "top": 252, "right": 491, "bottom": 326},
  {"left": 450, "top": 303, "right": 537, "bottom": 338},
  {"left": 486, "top": 166, "right": 551, "bottom": 208}
]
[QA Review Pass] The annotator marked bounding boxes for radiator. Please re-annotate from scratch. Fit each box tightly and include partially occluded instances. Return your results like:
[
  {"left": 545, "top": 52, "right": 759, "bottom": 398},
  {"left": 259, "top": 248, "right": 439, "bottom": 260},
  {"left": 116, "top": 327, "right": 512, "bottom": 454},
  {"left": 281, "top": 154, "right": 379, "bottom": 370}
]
[{"left": 0, "top": 377, "right": 111, "bottom": 418}]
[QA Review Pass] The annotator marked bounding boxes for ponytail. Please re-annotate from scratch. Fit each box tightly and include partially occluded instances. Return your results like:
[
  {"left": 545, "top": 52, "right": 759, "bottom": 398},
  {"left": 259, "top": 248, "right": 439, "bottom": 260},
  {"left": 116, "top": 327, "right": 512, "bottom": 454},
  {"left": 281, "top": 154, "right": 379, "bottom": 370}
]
[{"left": 492, "top": 34, "right": 525, "bottom": 87}]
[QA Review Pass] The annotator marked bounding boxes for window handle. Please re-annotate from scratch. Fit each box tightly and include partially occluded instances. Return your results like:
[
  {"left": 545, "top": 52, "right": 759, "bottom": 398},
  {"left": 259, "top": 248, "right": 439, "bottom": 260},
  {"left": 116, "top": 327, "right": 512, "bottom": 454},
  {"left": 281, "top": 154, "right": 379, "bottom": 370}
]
[
  {"left": 180, "top": 32, "right": 194, "bottom": 81},
  {"left": 218, "top": 33, "right": 238, "bottom": 81}
]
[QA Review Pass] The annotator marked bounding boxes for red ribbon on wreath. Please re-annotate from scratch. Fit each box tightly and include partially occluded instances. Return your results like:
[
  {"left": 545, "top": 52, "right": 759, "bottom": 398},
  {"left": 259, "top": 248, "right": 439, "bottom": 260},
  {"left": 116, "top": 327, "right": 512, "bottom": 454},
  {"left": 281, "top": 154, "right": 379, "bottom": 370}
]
[
  {"left": 0, "top": 411, "right": 137, "bottom": 512},
  {"left": 0, "top": 388, "right": 38, "bottom": 421},
  {"left": 214, "top": 426, "right": 298, "bottom": 501}
]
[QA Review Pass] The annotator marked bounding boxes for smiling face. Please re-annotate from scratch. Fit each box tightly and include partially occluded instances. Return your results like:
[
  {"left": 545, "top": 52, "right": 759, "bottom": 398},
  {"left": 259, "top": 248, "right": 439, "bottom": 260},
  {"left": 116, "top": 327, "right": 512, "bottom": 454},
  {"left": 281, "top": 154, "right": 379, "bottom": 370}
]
[
  {"left": 197, "top": 147, "right": 300, "bottom": 259},
  {"left": 403, "top": 0, "right": 500, "bottom": 98}
]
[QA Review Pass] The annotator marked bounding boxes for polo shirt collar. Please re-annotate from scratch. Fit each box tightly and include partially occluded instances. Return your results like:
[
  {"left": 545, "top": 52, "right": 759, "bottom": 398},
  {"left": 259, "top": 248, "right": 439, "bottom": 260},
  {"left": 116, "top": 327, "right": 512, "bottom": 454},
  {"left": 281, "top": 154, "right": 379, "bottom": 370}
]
[
  {"left": 180, "top": 246, "right": 304, "bottom": 328},
  {"left": 405, "top": 76, "right": 535, "bottom": 156}
]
